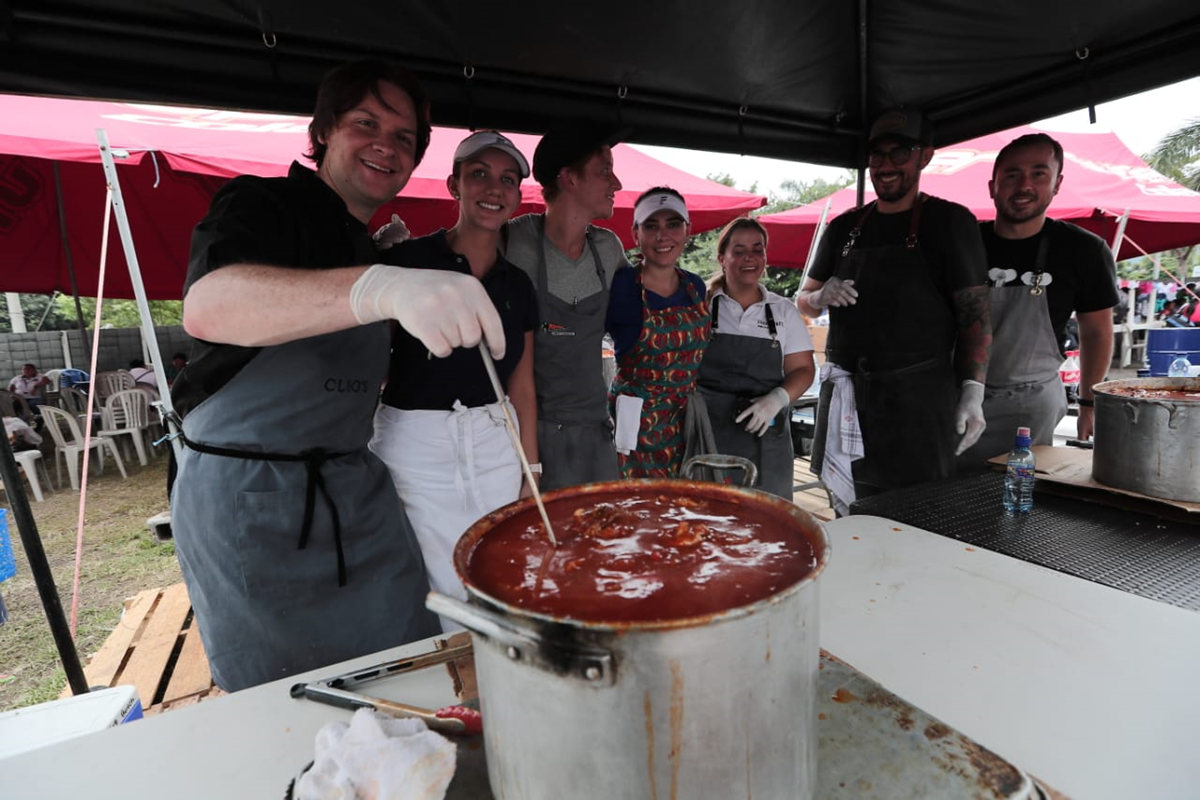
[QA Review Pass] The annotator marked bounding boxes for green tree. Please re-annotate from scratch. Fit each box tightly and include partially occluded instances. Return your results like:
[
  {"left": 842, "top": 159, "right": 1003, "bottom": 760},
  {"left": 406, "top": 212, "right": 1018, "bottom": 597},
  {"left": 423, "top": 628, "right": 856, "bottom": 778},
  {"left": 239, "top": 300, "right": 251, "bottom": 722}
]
[
  {"left": 0, "top": 293, "right": 76, "bottom": 332},
  {"left": 1138, "top": 119, "right": 1200, "bottom": 283},
  {"left": 54, "top": 296, "right": 183, "bottom": 328}
]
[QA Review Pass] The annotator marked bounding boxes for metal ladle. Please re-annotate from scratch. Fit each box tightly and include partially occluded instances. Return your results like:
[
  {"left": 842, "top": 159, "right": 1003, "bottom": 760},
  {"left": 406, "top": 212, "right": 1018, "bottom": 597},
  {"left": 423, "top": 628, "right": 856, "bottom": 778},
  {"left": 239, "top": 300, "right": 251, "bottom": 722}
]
[{"left": 478, "top": 343, "right": 557, "bottom": 546}]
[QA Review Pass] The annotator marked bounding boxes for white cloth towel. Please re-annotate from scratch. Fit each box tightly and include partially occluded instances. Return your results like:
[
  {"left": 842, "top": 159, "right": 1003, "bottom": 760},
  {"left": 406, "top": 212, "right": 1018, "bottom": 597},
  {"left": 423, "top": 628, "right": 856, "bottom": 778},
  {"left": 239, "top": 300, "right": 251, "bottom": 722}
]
[
  {"left": 614, "top": 394, "right": 644, "bottom": 454},
  {"left": 295, "top": 708, "right": 456, "bottom": 800},
  {"left": 819, "top": 363, "right": 864, "bottom": 517}
]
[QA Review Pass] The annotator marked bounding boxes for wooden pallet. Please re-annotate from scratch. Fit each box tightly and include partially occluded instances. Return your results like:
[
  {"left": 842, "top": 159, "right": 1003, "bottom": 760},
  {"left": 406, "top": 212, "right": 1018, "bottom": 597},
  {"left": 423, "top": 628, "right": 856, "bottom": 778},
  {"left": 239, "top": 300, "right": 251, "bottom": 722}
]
[{"left": 64, "top": 583, "right": 224, "bottom": 715}]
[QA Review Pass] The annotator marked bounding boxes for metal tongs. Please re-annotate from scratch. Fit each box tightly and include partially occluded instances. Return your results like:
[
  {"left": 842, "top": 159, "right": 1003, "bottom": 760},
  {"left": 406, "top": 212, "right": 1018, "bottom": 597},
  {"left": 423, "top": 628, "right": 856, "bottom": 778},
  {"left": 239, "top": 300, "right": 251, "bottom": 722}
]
[{"left": 289, "top": 642, "right": 481, "bottom": 735}]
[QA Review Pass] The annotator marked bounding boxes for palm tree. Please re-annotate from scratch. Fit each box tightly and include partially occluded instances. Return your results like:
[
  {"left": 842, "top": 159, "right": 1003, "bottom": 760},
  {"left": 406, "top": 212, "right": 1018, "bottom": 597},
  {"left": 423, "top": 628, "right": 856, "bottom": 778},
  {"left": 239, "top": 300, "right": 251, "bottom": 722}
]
[
  {"left": 1144, "top": 119, "right": 1200, "bottom": 193},
  {"left": 1142, "top": 119, "right": 1200, "bottom": 282}
]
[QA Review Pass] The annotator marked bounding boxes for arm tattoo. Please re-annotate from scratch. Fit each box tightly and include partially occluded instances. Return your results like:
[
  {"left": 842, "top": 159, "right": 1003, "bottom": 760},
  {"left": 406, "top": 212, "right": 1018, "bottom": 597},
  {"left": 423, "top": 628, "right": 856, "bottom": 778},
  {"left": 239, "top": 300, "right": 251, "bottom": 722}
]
[{"left": 952, "top": 285, "right": 991, "bottom": 384}]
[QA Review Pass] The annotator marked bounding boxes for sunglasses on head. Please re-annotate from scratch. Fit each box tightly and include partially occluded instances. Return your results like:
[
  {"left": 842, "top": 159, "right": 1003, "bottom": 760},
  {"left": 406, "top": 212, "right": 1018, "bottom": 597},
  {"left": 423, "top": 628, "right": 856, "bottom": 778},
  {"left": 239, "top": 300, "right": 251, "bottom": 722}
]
[{"left": 867, "top": 144, "right": 922, "bottom": 168}]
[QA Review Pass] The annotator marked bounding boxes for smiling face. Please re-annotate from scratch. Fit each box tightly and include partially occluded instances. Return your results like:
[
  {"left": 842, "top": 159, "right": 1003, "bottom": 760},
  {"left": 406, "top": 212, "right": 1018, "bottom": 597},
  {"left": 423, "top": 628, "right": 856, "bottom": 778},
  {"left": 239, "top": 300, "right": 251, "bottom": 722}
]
[
  {"left": 449, "top": 147, "right": 523, "bottom": 233},
  {"left": 316, "top": 80, "right": 419, "bottom": 223},
  {"left": 634, "top": 209, "right": 690, "bottom": 270},
  {"left": 719, "top": 226, "right": 768, "bottom": 293},
  {"left": 989, "top": 141, "right": 1063, "bottom": 226},
  {"left": 570, "top": 146, "right": 622, "bottom": 220},
  {"left": 868, "top": 138, "right": 932, "bottom": 209}
]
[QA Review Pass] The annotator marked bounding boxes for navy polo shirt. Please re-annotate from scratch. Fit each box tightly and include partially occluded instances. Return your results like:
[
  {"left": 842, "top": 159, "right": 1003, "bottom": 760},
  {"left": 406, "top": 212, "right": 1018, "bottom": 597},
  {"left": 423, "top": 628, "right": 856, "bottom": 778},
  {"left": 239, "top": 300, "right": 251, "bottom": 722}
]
[{"left": 380, "top": 230, "right": 539, "bottom": 410}]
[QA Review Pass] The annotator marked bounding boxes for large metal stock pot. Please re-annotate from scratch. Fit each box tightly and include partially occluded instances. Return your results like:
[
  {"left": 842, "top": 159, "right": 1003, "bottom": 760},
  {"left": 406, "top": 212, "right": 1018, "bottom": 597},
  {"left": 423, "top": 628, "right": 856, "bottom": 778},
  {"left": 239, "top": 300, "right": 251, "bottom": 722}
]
[
  {"left": 1092, "top": 377, "right": 1200, "bottom": 502},
  {"left": 427, "top": 479, "right": 830, "bottom": 800}
]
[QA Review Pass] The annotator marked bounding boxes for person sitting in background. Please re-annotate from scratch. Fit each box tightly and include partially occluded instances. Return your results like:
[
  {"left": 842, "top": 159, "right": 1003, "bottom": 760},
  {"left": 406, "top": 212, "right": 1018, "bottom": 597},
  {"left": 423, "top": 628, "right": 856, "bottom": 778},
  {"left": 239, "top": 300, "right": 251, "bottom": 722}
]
[
  {"left": 7, "top": 364, "right": 49, "bottom": 411},
  {"left": 165, "top": 352, "right": 188, "bottom": 384},
  {"left": 128, "top": 359, "right": 161, "bottom": 400},
  {"left": 606, "top": 187, "right": 710, "bottom": 478},
  {"left": 697, "top": 217, "right": 815, "bottom": 498},
  {"left": 4, "top": 414, "right": 42, "bottom": 451}
]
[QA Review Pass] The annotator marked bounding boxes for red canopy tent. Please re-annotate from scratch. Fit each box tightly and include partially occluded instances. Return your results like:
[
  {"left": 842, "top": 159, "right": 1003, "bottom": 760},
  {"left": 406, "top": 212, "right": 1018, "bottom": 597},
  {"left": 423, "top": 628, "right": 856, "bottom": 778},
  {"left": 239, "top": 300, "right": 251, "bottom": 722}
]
[
  {"left": 759, "top": 125, "right": 1200, "bottom": 269},
  {"left": 0, "top": 95, "right": 765, "bottom": 299}
]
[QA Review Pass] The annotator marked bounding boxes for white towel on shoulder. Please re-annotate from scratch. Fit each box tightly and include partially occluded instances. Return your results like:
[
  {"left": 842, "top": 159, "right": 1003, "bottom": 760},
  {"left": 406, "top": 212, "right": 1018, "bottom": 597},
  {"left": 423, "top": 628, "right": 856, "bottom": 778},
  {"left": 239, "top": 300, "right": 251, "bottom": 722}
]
[{"left": 819, "top": 363, "right": 864, "bottom": 516}]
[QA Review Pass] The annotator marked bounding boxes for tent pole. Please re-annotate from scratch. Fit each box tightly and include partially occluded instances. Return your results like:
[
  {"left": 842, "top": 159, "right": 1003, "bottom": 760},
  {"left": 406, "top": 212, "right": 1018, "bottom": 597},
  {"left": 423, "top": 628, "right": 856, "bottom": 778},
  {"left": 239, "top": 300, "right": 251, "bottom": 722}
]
[
  {"left": 798, "top": 197, "right": 834, "bottom": 290},
  {"left": 0, "top": 433, "right": 90, "bottom": 696},
  {"left": 1109, "top": 207, "right": 1131, "bottom": 258},
  {"left": 52, "top": 162, "right": 93, "bottom": 367},
  {"left": 95, "top": 130, "right": 183, "bottom": 460},
  {"left": 856, "top": 0, "right": 869, "bottom": 209}
]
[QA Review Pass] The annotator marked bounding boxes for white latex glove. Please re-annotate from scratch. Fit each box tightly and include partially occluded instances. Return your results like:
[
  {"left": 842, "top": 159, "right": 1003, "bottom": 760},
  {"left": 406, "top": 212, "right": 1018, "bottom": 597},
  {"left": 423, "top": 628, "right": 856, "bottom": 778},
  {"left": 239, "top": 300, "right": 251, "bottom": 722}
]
[
  {"left": 953, "top": 380, "right": 986, "bottom": 455},
  {"left": 735, "top": 387, "right": 790, "bottom": 437},
  {"left": 350, "top": 264, "right": 506, "bottom": 359},
  {"left": 810, "top": 277, "right": 858, "bottom": 308},
  {"left": 372, "top": 214, "right": 411, "bottom": 250}
]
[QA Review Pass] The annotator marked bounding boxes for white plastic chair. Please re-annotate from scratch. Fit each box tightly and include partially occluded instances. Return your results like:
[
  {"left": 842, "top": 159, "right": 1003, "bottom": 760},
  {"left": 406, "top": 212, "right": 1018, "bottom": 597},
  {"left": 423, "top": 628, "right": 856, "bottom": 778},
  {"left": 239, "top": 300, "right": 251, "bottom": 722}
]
[
  {"left": 99, "top": 388, "right": 154, "bottom": 466},
  {"left": 0, "top": 449, "right": 50, "bottom": 502},
  {"left": 95, "top": 370, "right": 136, "bottom": 404},
  {"left": 38, "top": 405, "right": 128, "bottom": 490}
]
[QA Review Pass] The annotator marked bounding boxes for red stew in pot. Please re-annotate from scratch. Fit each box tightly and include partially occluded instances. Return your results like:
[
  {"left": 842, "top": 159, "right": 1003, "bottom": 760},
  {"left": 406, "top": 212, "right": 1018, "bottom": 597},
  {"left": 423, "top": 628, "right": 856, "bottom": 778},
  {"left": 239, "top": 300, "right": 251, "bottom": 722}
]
[{"left": 464, "top": 491, "right": 818, "bottom": 623}]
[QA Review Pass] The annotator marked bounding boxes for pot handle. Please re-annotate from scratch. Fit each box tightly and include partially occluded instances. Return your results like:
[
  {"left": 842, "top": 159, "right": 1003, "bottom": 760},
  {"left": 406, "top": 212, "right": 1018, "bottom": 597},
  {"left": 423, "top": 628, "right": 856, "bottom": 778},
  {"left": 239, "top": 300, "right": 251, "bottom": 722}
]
[
  {"left": 427, "top": 592, "right": 616, "bottom": 686},
  {"left": 681, "top": 454, "right": 759, "bottom": 487}
]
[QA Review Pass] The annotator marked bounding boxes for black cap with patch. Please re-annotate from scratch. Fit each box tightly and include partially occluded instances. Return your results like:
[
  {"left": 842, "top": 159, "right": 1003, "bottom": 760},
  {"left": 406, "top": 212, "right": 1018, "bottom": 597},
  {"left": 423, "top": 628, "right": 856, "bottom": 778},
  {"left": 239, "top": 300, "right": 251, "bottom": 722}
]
[
  {"left": 868, "top": 108, "right": 931, "bottom": 146},
  {"left": 532, "top": 120, "right": 628, "bottom": 188}
]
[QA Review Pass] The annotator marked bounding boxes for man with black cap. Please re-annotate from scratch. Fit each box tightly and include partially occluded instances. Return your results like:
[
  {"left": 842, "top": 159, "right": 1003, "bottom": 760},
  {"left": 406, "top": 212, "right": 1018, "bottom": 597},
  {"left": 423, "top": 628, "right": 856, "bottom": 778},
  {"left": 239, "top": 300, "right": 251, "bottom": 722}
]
[
  {"left": 797, "top": 108, "right": 991, "bottom": 514},
  {"left": 505, "top": 121, "right": 632, "bottom": 489}
]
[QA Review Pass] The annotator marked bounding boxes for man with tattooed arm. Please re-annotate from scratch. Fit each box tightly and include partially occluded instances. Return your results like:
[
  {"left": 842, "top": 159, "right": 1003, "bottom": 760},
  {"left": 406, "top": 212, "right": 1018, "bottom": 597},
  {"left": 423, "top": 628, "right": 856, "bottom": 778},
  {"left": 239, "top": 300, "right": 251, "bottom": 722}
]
[{"left": 797, "top": 109, "right": 991, "bottom": 515}]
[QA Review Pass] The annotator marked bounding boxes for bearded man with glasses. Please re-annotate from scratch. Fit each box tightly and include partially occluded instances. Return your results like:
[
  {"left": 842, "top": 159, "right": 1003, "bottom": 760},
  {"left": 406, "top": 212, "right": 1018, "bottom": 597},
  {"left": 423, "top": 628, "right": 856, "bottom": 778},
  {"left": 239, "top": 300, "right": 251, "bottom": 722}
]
[{"left": 797, "top": 109, "right": 991, "bottom": 515}]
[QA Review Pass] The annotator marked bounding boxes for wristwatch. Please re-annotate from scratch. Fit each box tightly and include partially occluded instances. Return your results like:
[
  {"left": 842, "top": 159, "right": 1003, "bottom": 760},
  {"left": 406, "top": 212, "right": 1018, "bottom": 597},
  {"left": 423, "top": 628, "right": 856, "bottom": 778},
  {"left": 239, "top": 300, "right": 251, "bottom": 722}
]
[{"left": 1077, "top": 397, "right": 1094, "bottom": 408}]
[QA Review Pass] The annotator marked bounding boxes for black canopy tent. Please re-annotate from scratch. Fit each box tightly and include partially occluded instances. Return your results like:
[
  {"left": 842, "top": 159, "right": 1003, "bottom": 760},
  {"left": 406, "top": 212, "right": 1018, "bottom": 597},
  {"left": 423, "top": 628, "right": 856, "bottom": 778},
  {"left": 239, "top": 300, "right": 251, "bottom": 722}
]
[
  {"left": 2, "top": 1, "right": 1199, "bottom": 701},
  {"left": 2, "top": 2, "right": 1198, "bottom": 168}
]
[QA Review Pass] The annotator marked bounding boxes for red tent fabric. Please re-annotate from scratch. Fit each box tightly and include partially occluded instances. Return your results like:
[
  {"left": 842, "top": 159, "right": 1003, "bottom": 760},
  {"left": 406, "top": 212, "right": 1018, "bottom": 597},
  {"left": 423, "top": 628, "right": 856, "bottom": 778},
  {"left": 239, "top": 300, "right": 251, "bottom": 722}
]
[
  {"left": 0, "top": 95, "right": 764, "bottom": 299},
  {"left": 759, "top": 125, "right": 1200, "bottom": 269}
]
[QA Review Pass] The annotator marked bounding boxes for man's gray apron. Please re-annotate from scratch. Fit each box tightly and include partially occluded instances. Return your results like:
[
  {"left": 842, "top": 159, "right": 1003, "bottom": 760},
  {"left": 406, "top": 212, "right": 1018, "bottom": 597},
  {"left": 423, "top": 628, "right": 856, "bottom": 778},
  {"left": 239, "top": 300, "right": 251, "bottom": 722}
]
[
  {"left": 171, "top": 322, "right": 440, "bottom": 692},
  {"left": 696, "top": 296, "right": 794, "bottom": 498},
  {"left": 533, "top": 218, "right": 619, "bottom": 490},
  {"left": 812, "top": 195, "right": 959, "bottom": 499},
  {"left": 958, "top": 229, "right": 1065, "bottom": 467}
]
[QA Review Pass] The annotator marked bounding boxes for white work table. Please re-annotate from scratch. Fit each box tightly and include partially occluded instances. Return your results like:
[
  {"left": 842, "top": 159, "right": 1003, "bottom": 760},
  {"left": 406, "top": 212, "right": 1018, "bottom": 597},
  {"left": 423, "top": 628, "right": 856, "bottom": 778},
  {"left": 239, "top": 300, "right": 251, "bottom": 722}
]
[{"left": 4, "top": 514, "right": 1198, "bottom": 799}]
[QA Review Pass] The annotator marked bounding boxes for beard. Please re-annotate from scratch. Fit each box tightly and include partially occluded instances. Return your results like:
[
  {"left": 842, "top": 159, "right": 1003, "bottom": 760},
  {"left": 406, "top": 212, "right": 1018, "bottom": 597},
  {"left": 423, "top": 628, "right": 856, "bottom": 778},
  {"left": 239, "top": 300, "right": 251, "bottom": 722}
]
[
  {"left": 871, "top": 171, "right": 916, "bottom": 203},
  {"left": 996, "top": 193, "right": 1051, "bottom": 225}
]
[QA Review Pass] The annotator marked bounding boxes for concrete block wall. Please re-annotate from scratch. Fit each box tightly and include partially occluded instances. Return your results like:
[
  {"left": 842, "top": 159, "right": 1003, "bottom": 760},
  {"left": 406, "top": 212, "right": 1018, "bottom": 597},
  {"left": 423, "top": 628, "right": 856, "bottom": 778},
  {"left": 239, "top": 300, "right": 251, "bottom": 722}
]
[{"left": 1, "top": 325, "right": 193, "bottom": 384}]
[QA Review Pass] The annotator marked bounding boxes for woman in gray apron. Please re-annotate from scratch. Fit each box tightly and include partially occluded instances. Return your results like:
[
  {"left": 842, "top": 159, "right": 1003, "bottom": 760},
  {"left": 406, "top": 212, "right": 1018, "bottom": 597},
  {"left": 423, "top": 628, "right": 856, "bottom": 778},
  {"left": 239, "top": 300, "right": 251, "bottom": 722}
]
[
  {"left": 531, "top": 217, "right": 621, "bottom": 490},
  {"left": 958, "top": 224, "right": 1067, "bottom": 466},
  {"left": 696, "top": 218, "right": 815, "bottom": 498}
]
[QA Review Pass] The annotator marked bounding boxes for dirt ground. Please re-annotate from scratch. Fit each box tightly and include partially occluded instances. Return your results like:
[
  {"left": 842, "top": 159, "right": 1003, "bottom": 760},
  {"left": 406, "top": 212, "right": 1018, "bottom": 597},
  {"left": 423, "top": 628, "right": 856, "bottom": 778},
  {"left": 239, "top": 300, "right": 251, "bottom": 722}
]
[{"left": 0, "top": 450, "right": 181, "bottom": 712}]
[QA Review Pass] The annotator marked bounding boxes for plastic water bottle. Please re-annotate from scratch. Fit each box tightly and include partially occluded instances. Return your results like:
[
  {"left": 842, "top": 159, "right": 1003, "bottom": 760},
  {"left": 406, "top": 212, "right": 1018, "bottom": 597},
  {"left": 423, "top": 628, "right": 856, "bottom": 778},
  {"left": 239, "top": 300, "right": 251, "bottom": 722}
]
[
  {"left": 1167, "top": 355, "right": 1193, "bottom": 378},
  {"left": 1003, "top": 427, "right": 1035, "bottom": 513}
]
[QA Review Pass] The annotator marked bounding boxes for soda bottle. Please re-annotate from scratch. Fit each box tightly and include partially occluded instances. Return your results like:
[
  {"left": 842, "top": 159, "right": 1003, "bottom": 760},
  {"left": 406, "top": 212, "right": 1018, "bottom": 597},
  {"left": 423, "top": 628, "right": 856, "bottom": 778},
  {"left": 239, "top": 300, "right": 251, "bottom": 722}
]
[
  {"left": 1167, "top": 356, "right": 1192, "bottom": 378},
  {"left": 1003, "top": 426, "right": 1035, "bottom": 513}
]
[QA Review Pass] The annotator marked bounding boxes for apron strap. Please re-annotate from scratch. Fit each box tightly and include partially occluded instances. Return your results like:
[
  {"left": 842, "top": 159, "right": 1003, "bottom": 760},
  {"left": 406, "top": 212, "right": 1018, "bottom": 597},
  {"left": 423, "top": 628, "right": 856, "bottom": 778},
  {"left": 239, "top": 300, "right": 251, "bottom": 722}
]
[{"left": 180, "top": 435, "right": 350, "bottom": 587}]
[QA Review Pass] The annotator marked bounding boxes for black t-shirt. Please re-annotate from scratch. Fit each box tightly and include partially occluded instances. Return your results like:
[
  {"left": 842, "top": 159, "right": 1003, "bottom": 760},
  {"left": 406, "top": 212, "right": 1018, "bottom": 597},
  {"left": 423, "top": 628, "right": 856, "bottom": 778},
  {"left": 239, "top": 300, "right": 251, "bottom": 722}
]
[
  {"left": 380, "top": 231, "right": 539, "bottom": 410},
  {"left": 171, "top": 162, "right": 377, "bottom": 417},
  {"left": 980, "top": 219, "right": 1119, "bottom": 352},
  {"left": 809, "top": 194, "right": 988, "bottom": 302}
]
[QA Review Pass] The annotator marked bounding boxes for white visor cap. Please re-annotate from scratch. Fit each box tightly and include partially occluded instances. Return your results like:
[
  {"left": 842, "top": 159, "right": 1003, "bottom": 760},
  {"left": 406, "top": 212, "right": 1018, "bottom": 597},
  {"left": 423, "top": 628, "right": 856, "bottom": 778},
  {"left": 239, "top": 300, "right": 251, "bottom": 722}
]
[{"left": 633, "top": 192, "right": 690, "bottom": 226}]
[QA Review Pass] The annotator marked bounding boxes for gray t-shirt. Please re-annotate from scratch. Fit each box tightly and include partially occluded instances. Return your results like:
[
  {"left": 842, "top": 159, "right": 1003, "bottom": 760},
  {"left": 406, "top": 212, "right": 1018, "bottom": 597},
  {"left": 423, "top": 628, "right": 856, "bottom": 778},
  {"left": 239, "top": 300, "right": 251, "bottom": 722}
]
[{"left": 505, "top": 213, "right": 629, "bottom": 304}]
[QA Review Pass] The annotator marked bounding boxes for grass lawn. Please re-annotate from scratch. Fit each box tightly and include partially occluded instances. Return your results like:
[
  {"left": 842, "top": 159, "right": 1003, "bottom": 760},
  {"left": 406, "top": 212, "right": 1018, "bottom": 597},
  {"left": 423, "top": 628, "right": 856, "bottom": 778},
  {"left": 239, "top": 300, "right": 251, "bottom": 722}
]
[{"left": 1, "top": 453, "right": 181, "bottom": 711}]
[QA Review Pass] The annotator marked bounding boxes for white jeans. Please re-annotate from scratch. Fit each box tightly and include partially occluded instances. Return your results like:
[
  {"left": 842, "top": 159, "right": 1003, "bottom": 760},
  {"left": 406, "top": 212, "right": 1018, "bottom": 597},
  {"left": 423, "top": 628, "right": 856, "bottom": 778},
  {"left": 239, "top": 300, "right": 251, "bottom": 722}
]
[{"left": 369, "top": 400, "right": 521, "bottom": 631}]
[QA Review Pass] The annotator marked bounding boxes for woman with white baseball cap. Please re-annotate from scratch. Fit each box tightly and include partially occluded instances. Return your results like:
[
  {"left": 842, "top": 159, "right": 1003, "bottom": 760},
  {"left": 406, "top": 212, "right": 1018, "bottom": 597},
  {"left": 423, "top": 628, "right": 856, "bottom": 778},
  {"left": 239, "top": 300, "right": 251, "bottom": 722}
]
[
  {"left": 605, "top": 186, "right": 711, "bottom": 477},
  {"left": 370, "top": 130, "right": 539, "bottom": 627}
]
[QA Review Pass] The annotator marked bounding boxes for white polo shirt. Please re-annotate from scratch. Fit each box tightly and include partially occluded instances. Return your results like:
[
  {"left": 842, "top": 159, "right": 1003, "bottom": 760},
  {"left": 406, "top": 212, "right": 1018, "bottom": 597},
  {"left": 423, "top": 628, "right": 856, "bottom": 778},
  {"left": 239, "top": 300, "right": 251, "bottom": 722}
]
[{"left": 710, "top": 286, "right": 814, "bottom": 355}]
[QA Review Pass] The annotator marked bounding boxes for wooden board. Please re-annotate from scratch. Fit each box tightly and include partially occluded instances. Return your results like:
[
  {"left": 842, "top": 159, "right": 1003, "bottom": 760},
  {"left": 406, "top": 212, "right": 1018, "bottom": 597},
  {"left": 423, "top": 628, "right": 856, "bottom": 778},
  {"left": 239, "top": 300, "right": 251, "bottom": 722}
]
[{"left": 66, "top": 583, "right": 223, "bottom": 713}]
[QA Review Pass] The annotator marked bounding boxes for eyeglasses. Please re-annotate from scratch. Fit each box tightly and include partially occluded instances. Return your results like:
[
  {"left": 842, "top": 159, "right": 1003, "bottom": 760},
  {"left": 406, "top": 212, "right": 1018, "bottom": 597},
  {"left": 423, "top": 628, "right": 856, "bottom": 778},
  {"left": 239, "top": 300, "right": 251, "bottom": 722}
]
[{"left": 867, "top": 145, "right": 922, "bottom": 168}]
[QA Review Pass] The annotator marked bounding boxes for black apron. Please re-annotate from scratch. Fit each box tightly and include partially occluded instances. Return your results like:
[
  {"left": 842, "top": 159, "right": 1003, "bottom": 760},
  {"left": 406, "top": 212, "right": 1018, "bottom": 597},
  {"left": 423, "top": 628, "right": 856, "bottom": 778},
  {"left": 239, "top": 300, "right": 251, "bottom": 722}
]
[
  {"left": 814, "top": 195, "right": 959, "bottom": 498},
  {"left": 171, "top": 311, "right": 439, "bottom": 692},
  {"left": 532, "top": 217, "right": 620, "bottom": 490},
  {"left": 959, "top": 226, "right": 1065, "bottom": 465},
  {"left": 696, "top": 293, "right": 794, "bottom": 498}
]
